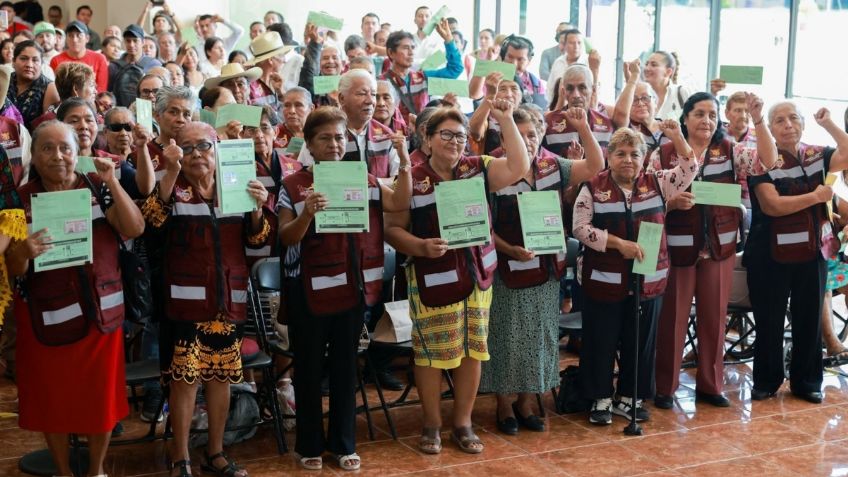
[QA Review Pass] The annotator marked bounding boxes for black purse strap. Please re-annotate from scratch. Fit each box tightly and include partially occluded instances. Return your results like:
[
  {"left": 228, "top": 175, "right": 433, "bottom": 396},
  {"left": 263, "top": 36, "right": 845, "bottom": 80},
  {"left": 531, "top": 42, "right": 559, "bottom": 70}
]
[{"left": 79, "top": 172, "right": 129, "bottom": 253}]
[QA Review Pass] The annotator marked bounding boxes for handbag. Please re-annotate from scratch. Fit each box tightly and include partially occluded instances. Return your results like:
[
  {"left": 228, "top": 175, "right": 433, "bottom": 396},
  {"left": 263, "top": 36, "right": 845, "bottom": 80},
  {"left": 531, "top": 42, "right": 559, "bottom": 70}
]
[{"left": 81, "top": 173, "right": 153, "bottom": 324}]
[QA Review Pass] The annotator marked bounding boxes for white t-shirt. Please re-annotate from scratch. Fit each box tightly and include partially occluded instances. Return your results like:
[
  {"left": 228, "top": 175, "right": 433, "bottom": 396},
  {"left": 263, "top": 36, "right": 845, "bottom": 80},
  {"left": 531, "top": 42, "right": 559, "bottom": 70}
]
[{"left": 298, "top": 127, "right": 400, "bottom": 178}]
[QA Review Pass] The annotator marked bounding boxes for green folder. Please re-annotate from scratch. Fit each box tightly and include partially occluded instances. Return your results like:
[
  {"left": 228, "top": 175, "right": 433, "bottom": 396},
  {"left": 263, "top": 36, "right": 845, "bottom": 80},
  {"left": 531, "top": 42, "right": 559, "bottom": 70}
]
[
  {"left": 691, "top": 181, "right": 742, "bottom": 207},
  {"left": 285, "top": 137, "right": 304, "bottom": 155},
  {"left": 32, "top": 188, "right": 93, "bottom": 272},
  {"left": 75, "top": 156, "right": 97, "bottom": 174},
  {"left": 313, "top": 161, "right": 370, "bottom": 233},
  {"left": 313, "top": 75, "right": 341, "bottom": 95},
  {"left": 719, "top": 65, "right": 764, "bottom": 85},
  {"left": 135, "top": 98, "right": 153, "bottom": 133},
  {"left": 632, "top": 221, "right": 663, "bottom": 276},
  {"left": 215, "top": 104, "right": 262, "bottom": 128},
  {"left": 307, "top": 11, "right": 344, "bottom": 32},
  {"left": 215, "top": 139, "right": 258, "bottom": 215},
  {"left": 472, "top": 59, "right": 516, "bottom": 79},
  {"left": 422, "top": 5, "right": 449, "bottom": 36},
  {"left": 199, "top": 109, "right": 216, "bottom": 127},
  {"left": 427, "top": 78, "right": 470, "bottom": 98}
]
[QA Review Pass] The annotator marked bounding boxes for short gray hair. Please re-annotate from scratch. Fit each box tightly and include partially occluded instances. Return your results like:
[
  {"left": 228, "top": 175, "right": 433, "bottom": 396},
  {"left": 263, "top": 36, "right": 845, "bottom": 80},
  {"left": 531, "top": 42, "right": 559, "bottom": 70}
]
[
  {"left": 104, "top": 106, "right": 135, "bottom": 126},
  {"left": 30, "top": 120, "right": 78, "bottom": 155},
  {"left": 376, "top": 80, "right": 398, "bottom": 104},
  {"left": 338, "top": 68, "right": 376, "bottom": 95},
  {"left": 284, "top": 86, "right": 313, "bottom": 106},
  {"left": 562, "top": 64, "right": 594, "bottom": 89},
  {"left": 767, "top": 100, "right": 804, "bottom": 127},
  {"left": 154, "top": 85, "right": 197, "bottom": 115}
]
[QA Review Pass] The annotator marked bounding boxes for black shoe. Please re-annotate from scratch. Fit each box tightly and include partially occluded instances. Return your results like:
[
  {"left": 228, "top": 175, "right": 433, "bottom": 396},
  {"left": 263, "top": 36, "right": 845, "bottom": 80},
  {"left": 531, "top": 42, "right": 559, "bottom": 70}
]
[
  {"left": 654, "top": 394, "right": 673, "bottom": 409},
  {"left": 695, "top": 391, "right": 730, "bottom": 407},
  {"left": 791, "top": 390, "right": 823, "bottom": 404},
  {"left": 496, "top": 409, "right": 519, "bottom": 435},
  {"left": 588, "top": 398, "right": 613, "bottom": 425},
  {"left": 512, "top": 401, "right": 545, "bottom": 432},
  {"left": 367, "top": 371, "right": 405, "bottom": 391},
  {"left": 750, "top": 388, "right": 776, "bottom": 401}
]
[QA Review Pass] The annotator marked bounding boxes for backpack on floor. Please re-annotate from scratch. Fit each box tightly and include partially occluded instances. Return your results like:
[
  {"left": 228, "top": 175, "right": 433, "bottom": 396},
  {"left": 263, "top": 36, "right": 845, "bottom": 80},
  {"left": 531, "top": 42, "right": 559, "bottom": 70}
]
[{"left": 555, "top": 365, "right": 591, "bottom": 414}]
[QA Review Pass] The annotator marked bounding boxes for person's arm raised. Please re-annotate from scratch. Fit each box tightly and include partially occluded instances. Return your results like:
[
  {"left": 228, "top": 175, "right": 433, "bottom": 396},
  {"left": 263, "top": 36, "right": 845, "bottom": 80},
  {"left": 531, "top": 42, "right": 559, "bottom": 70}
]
[
  {"left": 96, "top": 157, "right": 145, "bottom": 238},
  {"left": 468, "top": 72, "right": 501, "bottom": 142},
  {"left": 815, "top": 108, "right": 848, "bottom": 173},
  {"left": 381, "top": 132, "right": 413, "bottom": 212},
  {"left": 485, "top": 99, "right": 530, "bottom": 191},
  {"left": 611, "top": 59, "right": 639, "bottom": 129},
  {"left": 566, "top": 107, "right": 604, "bottom": 184}
]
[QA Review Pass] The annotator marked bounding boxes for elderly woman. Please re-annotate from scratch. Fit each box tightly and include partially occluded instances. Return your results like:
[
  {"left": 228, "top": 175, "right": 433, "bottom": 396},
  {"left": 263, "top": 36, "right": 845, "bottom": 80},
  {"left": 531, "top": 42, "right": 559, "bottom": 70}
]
[
  {"left": 573, "top": 123, "right": 696, "bottom": 425},
  {"left": 142, "top": 121, "right": 271, "bottom": 477},
  {"left": 480, "top": 106, "right": 603, "bottom": 434},
  {"left": 278, "top": 107, "right": 412, "bottom": 470},
  {"left": 9, "top": 120, "right": 144, "bottom": 477},
  {"left": 385, "top": 100, "right": 529, "bottom": 454},
  {"left": 130, "top": 85, "right": 194, "bottom": 182},
  {"left": 650, "top": 92, "right": 775, "bottom": 409},
  {"left": 643, "top": 51, "right": 690, "bottom": 121},
  {"left": 374, "top": 79, "right": 410, "bottom": 136},
  {"left": 299, "top": 23, "right": 342, "bottom": 108},
  {"left": 469, "top": 74, "right": 523, "bottom": 155},
  {"left": 8, "top": 40, "right": 60, "bottom": 130},
  {"left": 101, "top": 106, "right": 156, "bottom": 198},
  {"left": 744, "top": 104, "right": 848, "bottom": 403},
  {"left": 628, "top": 82, "right": 667, "bottom": 164},
  {"left": 276, "top": 86, "right": 313, "bottom": 149}
]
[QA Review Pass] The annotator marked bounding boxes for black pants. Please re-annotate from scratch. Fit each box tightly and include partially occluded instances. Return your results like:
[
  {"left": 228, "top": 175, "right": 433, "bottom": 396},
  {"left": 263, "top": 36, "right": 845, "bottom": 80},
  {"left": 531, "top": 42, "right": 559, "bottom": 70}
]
[
  {"left": 748, "top": 257, "right": 825, "bottom": 394},
  {"left": 287, "top": 281, "right": 364, "bottom": 457},
  {"left": 579, "top": 295, "right": 662, "bottom": 400}
]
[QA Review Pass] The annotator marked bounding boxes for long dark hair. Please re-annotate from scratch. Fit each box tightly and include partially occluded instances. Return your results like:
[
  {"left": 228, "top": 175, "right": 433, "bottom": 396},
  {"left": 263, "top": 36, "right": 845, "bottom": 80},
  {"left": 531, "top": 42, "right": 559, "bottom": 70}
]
[{"left": 680, "top": 91, "right": 725, "bottom": 146}]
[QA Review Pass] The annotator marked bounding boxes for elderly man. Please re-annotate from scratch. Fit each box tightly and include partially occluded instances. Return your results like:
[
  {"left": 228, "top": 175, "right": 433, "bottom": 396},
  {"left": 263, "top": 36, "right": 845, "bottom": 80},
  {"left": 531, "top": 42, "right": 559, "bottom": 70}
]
[
  {"left": 205, "top": 62, "right": 261, "bottom": 105},
  {"left": 743, "top": 103, "right": 848, "bottom": 404},
  {"left": 50, "top": 20, "right": 109, "bottom": 91},
  {"left": 157, "top": 31, "right": 177, "bottom": 63},
  {"left": 108, "top": 24, "right": 162, "bottom": 107},
  {"left": 194, "top": 13, "right": 244, "bottom": 55},
  {"left": 298, "top": 69, "right": 399, "bottom": 180},
  {"left": 246, "top": 31, "right": 292, "bottom": 116}
]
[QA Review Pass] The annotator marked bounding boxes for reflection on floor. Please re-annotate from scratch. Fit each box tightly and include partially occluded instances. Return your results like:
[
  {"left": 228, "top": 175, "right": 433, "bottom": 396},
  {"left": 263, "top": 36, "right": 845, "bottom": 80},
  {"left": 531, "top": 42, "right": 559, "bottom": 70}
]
[{"left": 2, "top": 352, "right": 848, "bottom": 476}]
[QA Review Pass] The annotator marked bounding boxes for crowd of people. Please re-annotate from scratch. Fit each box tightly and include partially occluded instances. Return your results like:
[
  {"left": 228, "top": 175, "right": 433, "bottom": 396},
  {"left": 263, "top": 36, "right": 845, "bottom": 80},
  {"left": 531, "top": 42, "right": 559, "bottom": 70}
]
[{"left": 0, "top": 2, "right": 845, "bottom": 477}]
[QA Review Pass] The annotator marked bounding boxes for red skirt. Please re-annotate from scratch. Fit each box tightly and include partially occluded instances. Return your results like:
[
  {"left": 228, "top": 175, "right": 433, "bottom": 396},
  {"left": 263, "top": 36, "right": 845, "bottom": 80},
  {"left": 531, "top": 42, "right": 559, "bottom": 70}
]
[{"left": 15, "top": 295, "right": 129, "bottom": 434}]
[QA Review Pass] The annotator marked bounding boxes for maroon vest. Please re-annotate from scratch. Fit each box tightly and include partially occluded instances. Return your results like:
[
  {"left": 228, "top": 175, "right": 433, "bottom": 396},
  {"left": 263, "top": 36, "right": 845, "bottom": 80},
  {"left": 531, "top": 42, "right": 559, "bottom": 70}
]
[
  {"left": 20, "top": 174, "right": 124, "bottom": 345},
  {"left": 544, "top": 108, "right": 614, "bottom": 158},
  {"left": 659, "top": 139, "right": 741, "bottom": 266},
  {"left": 342, "top": 120, "right": 395, "bottom": 179},
  {"left": 129, "top": 141, "right": 166, "bottom": 181},
  {"left": 0, "top": 117, "right": 24, "bottom": 185},
  {"left": 493, "top": 149, "right": 568, "bottom": 288},
  {"left": 581, "top": 170, "right": 669, "bottom": 302},
  {"left": 281, "top": 168, "right": 385, "bottom": 316},
  {"left": 381, "top": 69, "right": 428, "bottom": 117},
  {"left": 409, "top": 156, "right": 497, "bottom": 307}
]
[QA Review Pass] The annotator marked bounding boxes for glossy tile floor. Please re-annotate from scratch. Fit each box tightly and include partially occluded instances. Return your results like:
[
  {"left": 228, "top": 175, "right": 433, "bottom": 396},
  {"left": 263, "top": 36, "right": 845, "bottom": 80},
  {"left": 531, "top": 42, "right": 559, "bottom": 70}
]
[{"left": 2, "top": 347, "right": 848, "bottom": 477}]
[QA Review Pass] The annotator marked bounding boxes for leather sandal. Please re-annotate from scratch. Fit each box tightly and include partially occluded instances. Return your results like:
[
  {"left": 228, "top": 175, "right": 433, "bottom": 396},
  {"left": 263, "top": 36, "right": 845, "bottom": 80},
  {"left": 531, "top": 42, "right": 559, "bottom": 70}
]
[
  {"left": 334, "top": 452, "right": 361, "bottom": 471},
  {"left": 450, "top": 426, "right": 484, "bottom": 454},
  {"left": 169, "top": 459, "right": 192, "bottom": 477},
  {"left": 201, "top": 452, "right": 247, "bottom": 477},
  {"left": 418, "top": 427, "right": 442, "bottom": 454}
]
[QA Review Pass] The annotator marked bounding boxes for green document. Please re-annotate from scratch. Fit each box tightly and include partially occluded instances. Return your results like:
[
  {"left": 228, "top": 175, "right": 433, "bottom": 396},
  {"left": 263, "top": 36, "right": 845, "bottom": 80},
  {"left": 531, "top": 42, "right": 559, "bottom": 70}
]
[
  {"left": 422, "top": 5, "right": 449, "bottom": 36},
  {"left": 307, "top": 11, "right": 344, "bottom": 32},
  {"left": 632, "top": 221, "right": 663, "bottom": 276},
  {"left": 32, "top": 188, "right": 93, "bottom": 272},
  {"left": 691, "top": 181, "right": 742, "bottom": 207},
  {"left": 199, "top": 109, "right": 216, "bottom": 127},
  {"left": 313, "top": 75, "right": 341, "bottom": 95},
  {"left": 517, "top": 191, "right": 566, "bottom": 254},
  {"left": 135, "top": 98, "right": 153, "bottom": 133},
  {"left": 719, "top": 65, "right": 764, "bottom": 85},
  {"left": 285, "top": 137, "right": 304, "bottom": 155},
  {"left": 472, "top": 59, "right": 516, "bottom": 79},
  {"left": 215, "top": 104, "right": 262, "bottom": 128},
  {"left": 421, "top": 50, "right": 446, "bottom": 70},
  {"left": 435, "top": 177, "right": 491, "bottom": 249},
  {"left": 75, "top": 156, "right": 96, "bottom": 174},
  {"left": 313, "top": 161, "right": 370, "bottom": 233},
  {"left": 427, "top": 78, "right": 470, "bottom": 97},
  {"left": 215, "top": 139, "right": 257, "bottom": 215}
]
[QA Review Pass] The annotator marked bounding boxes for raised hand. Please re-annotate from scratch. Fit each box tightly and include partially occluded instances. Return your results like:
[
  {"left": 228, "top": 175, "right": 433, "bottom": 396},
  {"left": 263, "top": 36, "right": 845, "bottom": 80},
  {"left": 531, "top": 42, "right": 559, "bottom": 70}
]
[
  {"left": 484, "top": 71, "right": 503, "bottom": 99},
  {"left": 304, "top": 23, "right": 323, "bottom": 45},
  {"left": 487, "top": 98, "right": 515, "bottom": 124},
  {"left": 588, "top": 50, "right": 601, "bottom": 73},
  {"left": 132, "top": 123, "right": 153, "bottom": 148},
  {"left": 163, "top": 138, "right": 183, "bottom": 173},
  {"left": 564, "top": 106, "right": 588, "bottom": 131},
  {"left": 92, "top": 157, "right": 118, "bottom": 184},
  {"left": 745, "top": 92, "right": 764, "bottom": 124},
  {"left": 624, "top": 59, "right": 641, "bottom": 84},
  {"left": 435, "top": 18, "right": 452, "bottom": 42},
  {"left": 421, "top": 237, "right": 449, "bottom": 258},
  {"left": 246, "top": 179, "right": 269, "bottom": 208},
  {"left": 390, "top": 131, "right": 410, "bottom": 166},
  {"left": 814, "top": 108, "right": 832, "bottom": 128},
  {"left": 658, "top": 119, "right": 682, "bottom": 139},
  {"left": 710, "top": 78, "right": 726, "bottom": 96}
]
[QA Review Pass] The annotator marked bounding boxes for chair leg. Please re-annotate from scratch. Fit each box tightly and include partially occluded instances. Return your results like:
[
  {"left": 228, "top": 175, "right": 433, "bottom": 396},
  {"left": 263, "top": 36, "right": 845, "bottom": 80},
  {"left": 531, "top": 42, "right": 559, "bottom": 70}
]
[
  {"left": 536, "top": 393, "right": 546, "bottom": 418},
  {"left": 262, "top": 367, "right": 288, "bottom": 454},
  {"left": 364, "top": 353, "right": 397, "bottom": 440},
  {"left": 442, "top": 370, "right": 455, "bottom": 398},
  {"left": 356, "top": 365, "right": 376, "bottom": 441}
]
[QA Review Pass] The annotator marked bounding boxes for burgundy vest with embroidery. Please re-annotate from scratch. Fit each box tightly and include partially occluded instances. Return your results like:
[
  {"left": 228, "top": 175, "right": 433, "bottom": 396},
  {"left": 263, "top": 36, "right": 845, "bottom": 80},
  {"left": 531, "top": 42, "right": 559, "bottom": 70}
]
[
  {"left": 544, "top": 108, "right": 613, "bottom": 158},
  {"left": 381, "top": 69, "right": 428, "bottom": 117},
  {"left": 342, "top": 119, "right": 395, "bottom": 179},
  {"left": 581, "top": 170, "right": 669, "bottom": 302}
]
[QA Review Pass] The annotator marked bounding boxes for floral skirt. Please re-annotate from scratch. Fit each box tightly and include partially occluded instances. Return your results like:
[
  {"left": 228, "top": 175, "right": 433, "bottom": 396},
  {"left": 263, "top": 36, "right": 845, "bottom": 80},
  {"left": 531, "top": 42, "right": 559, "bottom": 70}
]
[
  {"left": 826, "top": 255, "right": 848, "bottom": 291},
  {"left": 161, "top": 312, "right": 244, "bottom": 384}
]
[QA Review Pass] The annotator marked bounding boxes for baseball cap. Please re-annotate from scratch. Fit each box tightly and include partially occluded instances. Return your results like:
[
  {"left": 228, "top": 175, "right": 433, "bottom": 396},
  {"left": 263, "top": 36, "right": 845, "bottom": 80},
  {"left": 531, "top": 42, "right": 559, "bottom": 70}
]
[
  {"left": 65, "top": 20, "right": 89, "bottom": 35},
  {"left": 33, "top": 21, "right": 56, "bottom": 37},
  {"left": 123, "top": 24, "right": 144, "bottom": 40}
]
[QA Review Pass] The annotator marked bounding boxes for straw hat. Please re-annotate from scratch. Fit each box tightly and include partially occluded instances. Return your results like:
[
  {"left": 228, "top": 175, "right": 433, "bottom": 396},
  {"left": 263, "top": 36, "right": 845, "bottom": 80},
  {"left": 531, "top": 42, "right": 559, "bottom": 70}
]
[
  {"left": 204, "top": 62, "right": 262, "bottom": 89},
  {"left": 0, "top": 65, "right": 11, "bottom": 108},
  {"left": 246, "top": 31, "right": 293, "bottom": 66}
]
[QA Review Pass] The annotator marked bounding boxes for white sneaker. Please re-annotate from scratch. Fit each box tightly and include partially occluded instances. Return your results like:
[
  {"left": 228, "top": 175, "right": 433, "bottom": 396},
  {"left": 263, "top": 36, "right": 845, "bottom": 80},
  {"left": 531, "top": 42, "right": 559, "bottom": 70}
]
[
  {"left": 612, "top": 396, "right": 650, "bottom": 422},
  {"left": 589, "top": 398, "right": 613, "bottom": 425}
]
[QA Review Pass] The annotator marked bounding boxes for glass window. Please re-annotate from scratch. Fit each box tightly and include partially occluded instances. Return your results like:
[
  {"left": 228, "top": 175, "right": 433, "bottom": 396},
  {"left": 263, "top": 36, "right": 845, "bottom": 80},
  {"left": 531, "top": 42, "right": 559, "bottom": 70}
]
[
  {"left": 623, "top": 0, "right": 656, "bottom": 63},
  {"left": 586, "top": 0, "right": 620, "bottom": 103},
  {"left": 658, "top": 0, "right": 710, "bottom": 93},
  {"left": 524, "top": 3, "right": 575, "bottom": 86}
]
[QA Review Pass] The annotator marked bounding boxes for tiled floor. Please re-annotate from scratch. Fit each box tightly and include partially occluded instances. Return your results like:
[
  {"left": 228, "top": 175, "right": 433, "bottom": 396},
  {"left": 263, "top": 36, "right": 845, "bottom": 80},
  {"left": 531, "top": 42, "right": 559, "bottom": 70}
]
[{"left": 3, "top": 352, "right": 848, "bottom": 476}]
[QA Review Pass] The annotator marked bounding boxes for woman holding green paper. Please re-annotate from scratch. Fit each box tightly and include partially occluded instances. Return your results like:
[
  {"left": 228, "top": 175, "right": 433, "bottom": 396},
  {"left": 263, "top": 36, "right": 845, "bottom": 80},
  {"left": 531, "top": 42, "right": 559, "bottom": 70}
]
[
  {"left": 480, "top": 106, "right": 603, "bottom": 434},
  {"left": 277, "top": 106, "right": 412, "bottom": 471},
  {"left": 384, "top": 98, "right": 529, "bottom": 454}
]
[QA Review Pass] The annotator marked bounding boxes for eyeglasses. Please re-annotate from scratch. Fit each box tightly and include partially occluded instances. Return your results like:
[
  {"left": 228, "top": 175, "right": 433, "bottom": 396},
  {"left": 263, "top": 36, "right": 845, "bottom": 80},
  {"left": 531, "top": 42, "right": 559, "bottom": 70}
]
[
  {"left": 182, "top": 141, "right": 214, "bottom": 155},
  {"left": 438, "top": 129, "right": 468, "bottom": 143},
  {"left": 243, "top": 124, "right": 276, "bottom": 137},
  {"left": 633, "top": 95, "right": 652, "bottom": 105},
  {"left": 141, "top": 88, "right": 160, "bottom": 97},
  {"left": 106, "top": 123, "right": 132, "bottom": 132}
]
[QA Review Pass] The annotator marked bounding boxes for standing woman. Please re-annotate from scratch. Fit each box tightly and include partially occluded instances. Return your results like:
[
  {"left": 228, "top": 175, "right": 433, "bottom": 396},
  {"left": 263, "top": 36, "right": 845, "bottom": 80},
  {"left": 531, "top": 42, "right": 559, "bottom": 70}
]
[
  {"left": 573, "top": 123, "right": 697, "bottom": 425},
  {"left": 384, "top": 99, "right": 530, "bottom": 454},
  {"left": 9, "top": 120, "right": 144, "bottom": 477},
  {"left": 178, "top": 44, "right": 206, "bottom": 93},
  {"left": 374, "top": 80, "right": 410, "bottom": 137},
  {"left": 199, "top": 37, "right": 226, "bottom": 78},
  {"left": 651, "top": 92, "right": 775, "bottom": 409},
  {"left": 642, "top": 51, "right": 689, "bottom": 121},
  {"left": 8, "top": 40, "right": 60, "bottom": 130},
  {"left": 141, "top": 121, "right": 271, "bottom": 477},
  {"left": 278, "top": 107, "right": 412, "bottom": 471},
  {"left": 628, "top": 82, "right": 667, "bottom": 165},
  {"left": 480, "top": 106, "right": 604, "bottom": 433}
]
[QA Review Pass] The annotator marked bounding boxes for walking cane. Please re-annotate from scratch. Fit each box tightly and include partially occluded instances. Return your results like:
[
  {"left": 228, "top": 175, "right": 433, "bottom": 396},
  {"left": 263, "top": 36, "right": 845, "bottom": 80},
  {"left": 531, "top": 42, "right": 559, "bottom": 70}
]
[{"left": 624, "top": 277, "right": 643, "bottom": 436}]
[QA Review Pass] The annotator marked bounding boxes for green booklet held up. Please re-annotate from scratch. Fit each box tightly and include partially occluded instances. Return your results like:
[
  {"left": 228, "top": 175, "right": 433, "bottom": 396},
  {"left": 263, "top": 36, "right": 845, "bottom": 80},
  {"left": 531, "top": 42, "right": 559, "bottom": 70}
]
[
  {"left": 215, "top": 104, "right": 262, "bottom": 128},
  {"left": 32, "top": 188, "right": 93, "bottom": 272},
  {"left": 307, "top": 11, "right": 344, "bottom": 32},
  {"left": 472, "top": 59, "right": 516, "bottom": 79},
  {"left": 517, "top": 190, "right": 567, "bottom": 254},
  {"left": 199, "top": 109, "right": 217, "bottom": 127},
  {"left": 75, "top": 156, "right": 97, "bottom": 174},
  {"left": 285, "top": 137, "right": 305, "bottom": 155},
  {"left": 691, "top": 181, "right": 742, "bottom": 207},
  {"left": 435, "top": 177, "right": 491, "bottom": 249},
  {"left": 427, "top": 78, "right": 470, "bottom": 98},
  {"left": 313, "top": 161, "right": 370, "bottom": 233},
  {"left": 313, "top": 75, "right": 341, "bottom": 95},
  {"left": 421, "top": 50, "right": 446, "bottom": 70},
  {"left": 719, "top": 65, "right": 764, "bottom": 85},
  {"left": 135, "top": 98, "right": 153, "bottom": 133},
  {"left": 632, "top": 221, "right": 663, "bottom": 276},
  {"left": 422, "top": 5, "right": 449, "bottom": 36},
  {"left": 215, "top": 139, "right": 257, "bottom": 215}
]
